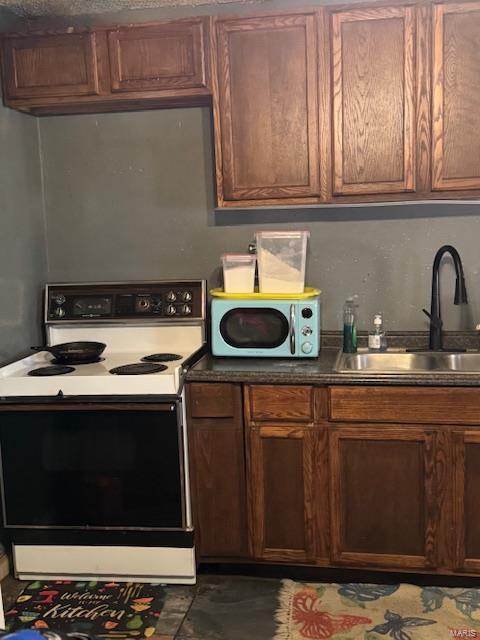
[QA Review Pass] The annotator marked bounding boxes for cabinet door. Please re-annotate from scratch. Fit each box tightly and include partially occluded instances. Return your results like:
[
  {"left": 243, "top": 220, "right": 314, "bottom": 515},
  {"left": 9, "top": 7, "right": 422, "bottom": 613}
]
[
  {"left": 2, "top": 33, "right": 99, "bottom": 100},
  {"left": 331, "top": 6, "right": 415, "bottom": 195},
  {"left": 330, "top": 426, "right": 436, "bottom": 569},
  {"left": 107, "top": 20, "right": 208, "bottom": 93},
  {"left": 187, "top": 383, "right": 247, "bottom": 558},
  {"left": 432, "top": 3, "right": 480, "bottom": 191},
  {"left": 214, "top": 13, "right": 320, "bottom": 203},
  {"left": 453, "top": 430, "right": 480, "bottom": 572},
  {"left": 249, "top": 425, "right": 316, "bottom": 562}
]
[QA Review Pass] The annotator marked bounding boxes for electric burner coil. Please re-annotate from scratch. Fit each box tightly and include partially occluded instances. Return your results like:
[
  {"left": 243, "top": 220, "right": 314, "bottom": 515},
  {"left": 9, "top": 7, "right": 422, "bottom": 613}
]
[{"left": 109, "top": 363, "right": 168, "bottom": 375}]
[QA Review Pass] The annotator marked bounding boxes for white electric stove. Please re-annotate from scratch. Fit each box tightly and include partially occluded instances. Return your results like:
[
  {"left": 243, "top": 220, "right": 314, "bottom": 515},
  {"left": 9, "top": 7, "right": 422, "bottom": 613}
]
[
  {"left": 0, "top": 280, "right": 206, "bottom": 584},
  {"left": 0, "top": 326, "right": 204, "bottom": 398}
]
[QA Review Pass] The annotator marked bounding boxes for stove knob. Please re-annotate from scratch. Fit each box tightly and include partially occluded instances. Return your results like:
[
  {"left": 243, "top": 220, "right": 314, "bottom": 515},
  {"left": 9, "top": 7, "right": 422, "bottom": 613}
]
[
  {"left": 302, "top": 326, "right": 313, "bottom": 337},
  {"left": 166, "top": 304, "right": 177, "bottom": 316},
  {"left": 181, "top": 291, "right": 192, "bottom": 302},
  {"left": 166, "top": 291, "right": 177, "bottom": 302},
  {"left": 54, "top": 307, "right": 66, "bottom": 318},
  {"left": 181, "top": 304, "right": 192, "bottom": 315},
  {"left": 137, "top": 297, "right": 151, "bottom": 311},
  {"left": 54, "top": 294, "right": 66, "bottom": 305}
]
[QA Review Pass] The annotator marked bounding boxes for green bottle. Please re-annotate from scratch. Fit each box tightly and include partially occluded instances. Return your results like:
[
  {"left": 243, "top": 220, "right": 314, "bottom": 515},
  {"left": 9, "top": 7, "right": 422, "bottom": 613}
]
[{"left": 343, "top": 296, "right": 358, "bottom": 353}]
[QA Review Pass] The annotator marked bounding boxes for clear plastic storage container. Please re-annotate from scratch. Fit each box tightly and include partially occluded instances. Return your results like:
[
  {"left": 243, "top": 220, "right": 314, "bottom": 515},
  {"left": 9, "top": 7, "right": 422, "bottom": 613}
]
[
  {"left": 255, "top": 230, "right": 309, "bottom": 294},
  {"left": 221, "top": 253, "right": 257, "bottom": 293}
]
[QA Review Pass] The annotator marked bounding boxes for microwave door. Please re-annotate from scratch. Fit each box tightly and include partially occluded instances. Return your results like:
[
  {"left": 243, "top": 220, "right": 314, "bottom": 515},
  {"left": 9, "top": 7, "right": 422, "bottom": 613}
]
[{"left": 219, "top": 307, "right": 291, "bottom": 351}]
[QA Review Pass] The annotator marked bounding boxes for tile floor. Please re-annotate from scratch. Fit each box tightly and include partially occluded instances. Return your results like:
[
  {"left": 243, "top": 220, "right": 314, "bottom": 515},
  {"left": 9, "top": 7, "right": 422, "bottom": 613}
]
[
  {"left": 4, "top": 569, "right": 479, "bottom": 639},
  {"left": 1, "top": 574, "right": 281, "bottom": 640}
]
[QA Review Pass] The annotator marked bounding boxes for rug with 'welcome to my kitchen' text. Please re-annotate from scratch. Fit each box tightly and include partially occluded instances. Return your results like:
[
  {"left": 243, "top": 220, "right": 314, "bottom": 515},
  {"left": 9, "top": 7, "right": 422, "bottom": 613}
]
[{"left": 5, "top": 580, "right": 166, "bottom": 639}]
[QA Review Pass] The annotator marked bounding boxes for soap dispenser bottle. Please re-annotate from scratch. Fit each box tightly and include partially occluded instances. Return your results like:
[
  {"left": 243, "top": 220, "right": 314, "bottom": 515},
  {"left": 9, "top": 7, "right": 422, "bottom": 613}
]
[
  {"left": 368, "top": 313, "right": 387, "bottom": 351},
  {"left": 343, "top": 296, "right": 358, "bottom": 353}
]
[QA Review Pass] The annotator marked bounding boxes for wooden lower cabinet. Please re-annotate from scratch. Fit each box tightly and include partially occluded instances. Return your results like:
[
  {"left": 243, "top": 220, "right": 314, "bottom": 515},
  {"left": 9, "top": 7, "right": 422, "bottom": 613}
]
[
  {"left": 329, "top": 425, "right": 436, "bottom": 570},
  {"left": 248, "top": 424, "right": 317, "bottom": 562},
  {"left": 187, "top": 383, "right": 247, "bottom": 558},
  {"left": 453, "top": 430, "right": 480, "bottom": 572},
  {"left": 187, "top": 381, "right": 480, "bottom": 576}
]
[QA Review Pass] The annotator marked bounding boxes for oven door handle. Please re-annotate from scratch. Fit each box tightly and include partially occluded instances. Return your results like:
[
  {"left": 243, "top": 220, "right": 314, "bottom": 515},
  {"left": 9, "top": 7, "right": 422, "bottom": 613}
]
[{"left": 289, "top": 304, "right": 296, "bottom": 355}]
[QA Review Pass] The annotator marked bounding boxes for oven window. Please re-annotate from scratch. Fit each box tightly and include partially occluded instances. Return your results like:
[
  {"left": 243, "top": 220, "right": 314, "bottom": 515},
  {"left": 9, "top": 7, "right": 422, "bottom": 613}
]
[
  {"left": 220, "top": 308, "right": 289, "bottom": 349},
  {"left": 0, "top": 408, "right": 184, "bottom": 529}
]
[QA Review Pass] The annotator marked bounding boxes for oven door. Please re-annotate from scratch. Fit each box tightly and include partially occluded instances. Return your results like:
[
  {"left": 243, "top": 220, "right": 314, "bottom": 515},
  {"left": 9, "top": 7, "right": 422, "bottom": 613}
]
[
  {"left": 0, "top": 402, "right": 188, "bottom": 533},
  {"left": 213, "top": 301, "right": 295, "bottom": 356}
]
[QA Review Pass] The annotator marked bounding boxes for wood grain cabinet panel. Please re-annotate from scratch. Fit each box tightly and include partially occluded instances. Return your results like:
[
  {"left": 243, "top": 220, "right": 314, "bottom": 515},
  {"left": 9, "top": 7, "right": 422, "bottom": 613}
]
[
  {"left": 330, "top": 6, "right": 416, "bottom": 195},
  {"left": 249, "top": 425, "right": 316, "bottom": 562},
  {"left": 248, "top": 385, "right": 314, "bottom": 423},
  {"left": 214, "top": 13, "right": 320, "bottom": 203},
  {"left": 2, "top": 32, "right": 99, "bottom": 99},
  {"left": 330, "top": 386, "right": 480, "bottom": 424},
  {"left": 189, "top": 382, "right": 236, "bottom": 418},
  {"left": 107, "top": 19, "right": 208, "bottom": 93},
  {"left": 330, "top": 426, "right": 436, "bottom": 569},
  {"left": 432, "top": 2, "right": 480, "bottom": 191},
  {"left": 187, "top": 383, "right": 248, "bottom": 558},
  {"left": 453, "top": 430, "right": 480, "bottom": 572}
]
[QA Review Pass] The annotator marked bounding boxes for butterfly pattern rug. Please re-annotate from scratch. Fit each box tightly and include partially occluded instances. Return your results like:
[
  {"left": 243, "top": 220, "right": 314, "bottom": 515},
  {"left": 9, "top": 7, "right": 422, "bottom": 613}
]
[
  {"left": 5, "top": 580, "right": 166, "bottom": 639},
  {"left": 275, "top": 580, "right": 480, "bottom": 640}
]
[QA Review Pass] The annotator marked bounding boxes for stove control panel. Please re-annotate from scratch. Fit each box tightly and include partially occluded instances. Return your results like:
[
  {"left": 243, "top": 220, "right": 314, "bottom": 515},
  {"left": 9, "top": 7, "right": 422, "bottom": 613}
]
[{"left": 46, "top": 281, "right": 205, "bottom": 322}]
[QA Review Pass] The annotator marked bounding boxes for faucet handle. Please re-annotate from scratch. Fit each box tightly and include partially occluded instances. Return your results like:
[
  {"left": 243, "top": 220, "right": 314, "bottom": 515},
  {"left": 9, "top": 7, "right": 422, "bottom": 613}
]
[{"left": 423, "top": 308, "right": 443, "bottom": 328}]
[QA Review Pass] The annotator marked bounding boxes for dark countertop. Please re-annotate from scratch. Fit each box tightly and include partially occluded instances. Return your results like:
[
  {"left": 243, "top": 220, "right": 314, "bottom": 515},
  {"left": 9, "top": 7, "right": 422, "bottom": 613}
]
[{"left": 186, "top": 348, "right": 480, "bottom": 387}]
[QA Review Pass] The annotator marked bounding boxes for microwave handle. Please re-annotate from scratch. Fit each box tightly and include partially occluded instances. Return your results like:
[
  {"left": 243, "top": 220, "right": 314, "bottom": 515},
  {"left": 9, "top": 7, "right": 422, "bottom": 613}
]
[{"left": 290, "top": 304, "right": 296, "bottom": 355}]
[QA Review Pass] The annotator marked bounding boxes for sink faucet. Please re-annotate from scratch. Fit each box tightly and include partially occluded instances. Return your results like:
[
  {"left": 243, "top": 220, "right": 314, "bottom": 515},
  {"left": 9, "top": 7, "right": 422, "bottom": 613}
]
[{"left": 423, "top": 244, "right": 468, "bottom": 351}]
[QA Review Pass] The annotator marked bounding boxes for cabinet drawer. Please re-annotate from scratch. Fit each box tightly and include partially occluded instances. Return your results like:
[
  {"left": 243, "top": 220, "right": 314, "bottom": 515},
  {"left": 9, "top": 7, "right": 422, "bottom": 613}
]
[
  {"left": 248, "top": 385, "right": 314, "bottom": 423},
  {"left": 189, "top": 383, "right": 237, "bottom": 418},
  {"left": 329, "top": 386, "right": 480, "bottom": 424}
]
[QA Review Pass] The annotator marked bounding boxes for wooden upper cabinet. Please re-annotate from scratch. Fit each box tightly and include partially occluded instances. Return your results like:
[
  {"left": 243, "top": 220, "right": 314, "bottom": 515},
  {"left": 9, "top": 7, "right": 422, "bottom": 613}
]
[
  {"left": 432, "top": 2, "right": 480, "bottom": 191},
  {"left": 107, "top": 19, "right": 208, "bottom": 93},
  {"left": 1, "top": 19, "right": 211, "bottom": 114},
  {"left": 331, "top": 6, "right": 416, "bottom": 195},
  {"left": 213, "top": 13, "right": 320, "bottom": 204},
  {"left": 2, "top": 32, "right": 99, "bottom": 100}
]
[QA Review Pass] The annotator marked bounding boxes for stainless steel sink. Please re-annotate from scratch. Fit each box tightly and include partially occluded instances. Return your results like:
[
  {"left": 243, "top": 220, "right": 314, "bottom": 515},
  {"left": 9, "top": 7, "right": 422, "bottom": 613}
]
[
  {"left": 440, "top": 353, "right": 480, "bottom": 371},
  {"left": 334, "top": 350, "right": 480, "bottom": 374}
]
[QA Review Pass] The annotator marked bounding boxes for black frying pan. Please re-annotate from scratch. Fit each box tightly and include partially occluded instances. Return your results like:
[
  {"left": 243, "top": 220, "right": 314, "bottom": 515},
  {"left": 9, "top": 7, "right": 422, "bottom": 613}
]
[{"left": 31, "top": 341, "right": 106, "bottom": 364}]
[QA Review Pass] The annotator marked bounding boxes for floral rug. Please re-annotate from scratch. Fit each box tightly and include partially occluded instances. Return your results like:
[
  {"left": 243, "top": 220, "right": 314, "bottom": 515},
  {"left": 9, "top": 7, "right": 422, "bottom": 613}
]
[
  {"left": 275, "top": 580, "right": 480, "bottom": 640},
  {"left": 5, "top": 580, "right": 166, "bottom": 639}
]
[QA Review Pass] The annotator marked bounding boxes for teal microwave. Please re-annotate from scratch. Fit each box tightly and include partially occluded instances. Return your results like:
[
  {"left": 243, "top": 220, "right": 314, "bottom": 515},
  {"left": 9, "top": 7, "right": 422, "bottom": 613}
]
[{"left": 211, "top": 297, "right": 320, "bottom": 357}]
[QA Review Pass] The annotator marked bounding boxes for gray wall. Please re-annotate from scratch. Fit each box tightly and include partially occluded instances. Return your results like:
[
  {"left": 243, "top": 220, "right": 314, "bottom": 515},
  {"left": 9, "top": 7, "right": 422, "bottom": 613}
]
[
  {"left": 0, "top": 92, "right": 47, "bottom": 361},
  {"left": 40, "top": 108, "right": 480, "bottom": 332},
  {"left": 2, "top": 0, "right": 479, "bottom": 337}
]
